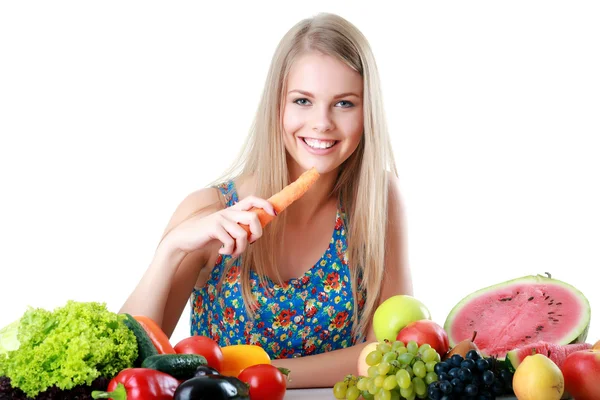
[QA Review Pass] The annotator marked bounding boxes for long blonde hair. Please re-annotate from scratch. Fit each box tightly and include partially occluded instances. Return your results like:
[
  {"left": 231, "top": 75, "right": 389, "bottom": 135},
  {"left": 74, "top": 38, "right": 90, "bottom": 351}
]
[{"left": 207, "top": 12, "right": 397, "bottom": 342}]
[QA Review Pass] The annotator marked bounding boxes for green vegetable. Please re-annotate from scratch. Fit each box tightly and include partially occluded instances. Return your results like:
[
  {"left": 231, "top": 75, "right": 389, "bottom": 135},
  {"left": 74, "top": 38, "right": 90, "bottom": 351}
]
[
  {"left": 0, "top": 300, "right": 138, "bottom": 397},
  {"left": 122, "top": 313, "right": 158, "bottom": 366},
  {"left": 142, "top": 353, "right": 207, "bottom": 380},
  {"left": 0, "top": 319, "right": 21, "bottom": 356}
]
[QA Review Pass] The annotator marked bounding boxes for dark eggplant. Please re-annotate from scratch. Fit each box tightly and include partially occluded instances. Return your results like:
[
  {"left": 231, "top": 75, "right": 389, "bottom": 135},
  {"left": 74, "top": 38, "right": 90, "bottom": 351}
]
[
  {"left": 174, "top": 375, "right": 250, "bottom": 400},
  {"left": 193, "top": 365, "right": 221, "bottom": 377}
]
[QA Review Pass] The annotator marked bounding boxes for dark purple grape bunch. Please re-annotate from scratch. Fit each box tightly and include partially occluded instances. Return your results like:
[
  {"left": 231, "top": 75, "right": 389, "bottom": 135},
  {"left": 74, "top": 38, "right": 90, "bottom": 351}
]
[{"left": 426, "top": 350, "right": 514, "bottom": 400}]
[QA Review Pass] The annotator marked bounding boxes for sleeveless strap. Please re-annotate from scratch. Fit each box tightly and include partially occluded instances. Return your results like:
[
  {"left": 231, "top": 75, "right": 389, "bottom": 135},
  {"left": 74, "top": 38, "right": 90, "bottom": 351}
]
[{"left": 215, "top": 180, "right": 239, "bottom": 208}]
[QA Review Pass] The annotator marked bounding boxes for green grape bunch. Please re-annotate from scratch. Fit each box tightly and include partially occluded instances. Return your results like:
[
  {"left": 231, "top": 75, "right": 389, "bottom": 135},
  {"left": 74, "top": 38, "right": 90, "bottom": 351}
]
[{"left": 332, "top": 339, "right": 442, "bottom": 400}]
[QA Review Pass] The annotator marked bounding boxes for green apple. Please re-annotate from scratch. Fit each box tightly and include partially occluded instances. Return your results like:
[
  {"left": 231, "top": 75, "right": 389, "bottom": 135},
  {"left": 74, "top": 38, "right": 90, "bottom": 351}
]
[{"left": 373, "top": 295, "right": 431, "bottom": 343}]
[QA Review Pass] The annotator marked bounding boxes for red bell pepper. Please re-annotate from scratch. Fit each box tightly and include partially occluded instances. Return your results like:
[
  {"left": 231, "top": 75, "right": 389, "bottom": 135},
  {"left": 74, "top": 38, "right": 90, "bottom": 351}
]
[{"left": 91, "top": 368, "right": 179, "bottom": 400}]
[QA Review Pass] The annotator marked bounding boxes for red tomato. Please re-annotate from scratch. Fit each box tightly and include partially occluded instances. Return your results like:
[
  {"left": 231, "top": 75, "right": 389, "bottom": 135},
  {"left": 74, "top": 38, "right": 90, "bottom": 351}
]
[
  {"left": 174, "top": 336, "right": 224, "bottom": 372},
  {"left": 237, "top": 364, "right": 288, "bottom": 400}
]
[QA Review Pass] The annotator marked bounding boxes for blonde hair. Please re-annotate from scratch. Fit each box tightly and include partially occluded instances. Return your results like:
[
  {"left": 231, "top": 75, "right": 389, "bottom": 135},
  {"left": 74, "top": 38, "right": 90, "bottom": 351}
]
[{"left": 207, "top": 12, "right": 397, "bottom": 342}]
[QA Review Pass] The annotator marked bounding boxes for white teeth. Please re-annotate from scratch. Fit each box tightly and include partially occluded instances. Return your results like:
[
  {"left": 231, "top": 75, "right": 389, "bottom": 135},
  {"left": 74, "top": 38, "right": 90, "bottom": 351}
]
[{"left": 303, "top": 138, "right": 336, "bottom": 149}]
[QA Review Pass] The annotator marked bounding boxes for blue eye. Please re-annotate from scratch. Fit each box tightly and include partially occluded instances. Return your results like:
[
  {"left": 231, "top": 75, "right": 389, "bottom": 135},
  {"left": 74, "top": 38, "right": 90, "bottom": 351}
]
[
  {"left": 294, "top": 98, "right": 311, "bottom": 106},
  {"left": 336, "top": 100, "right": 354, "bottom": 108}
]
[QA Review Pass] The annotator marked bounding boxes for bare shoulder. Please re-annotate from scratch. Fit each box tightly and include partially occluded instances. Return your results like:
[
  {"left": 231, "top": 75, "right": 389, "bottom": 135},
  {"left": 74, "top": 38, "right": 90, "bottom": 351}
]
[
  {"left": 163, "top": 186, "right": 226, "bottom": 236},
  {"left": 384, "top": 171, "right": 406, "bottom": 238},
  {"left": 386, "top": 171, "right": 405, "bottom": 217},
  {"left": 383, "top": 171, "right": 412, "bottom": 293}
]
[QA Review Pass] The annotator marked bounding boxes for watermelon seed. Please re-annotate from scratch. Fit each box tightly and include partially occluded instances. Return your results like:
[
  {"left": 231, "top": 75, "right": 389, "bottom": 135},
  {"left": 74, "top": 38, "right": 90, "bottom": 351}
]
[
  {"left": 548, "top": 311, "right": 555, "bottom": 314},
  {"left": 500, "top": 297, "right": 512, "bottom": 302},
  {"left": 528, "top": 296, "right": 534, "bottom": 301},
  {"left": 545, "top": 296, "right": 550, "bottom": 300},
  {"left": 525, "top": 335, "right": 531, "bottom": 339},
  {"left": 536, "top": 325, "right": 544, "bottom": 331},
  {"left": 556, "top": 302, "right": 562, "bottom": 305}
]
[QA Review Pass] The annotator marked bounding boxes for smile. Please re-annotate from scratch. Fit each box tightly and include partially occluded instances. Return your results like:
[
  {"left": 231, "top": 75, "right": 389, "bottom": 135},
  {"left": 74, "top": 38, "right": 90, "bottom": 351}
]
[{"left": 301, "top": 137, "right": 338, "bottom": 149}]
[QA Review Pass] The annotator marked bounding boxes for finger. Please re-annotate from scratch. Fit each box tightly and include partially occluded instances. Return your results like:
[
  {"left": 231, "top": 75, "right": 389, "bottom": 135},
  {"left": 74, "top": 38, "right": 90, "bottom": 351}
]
[
  {"left": 213, "top": 225, "right": 236, "bottom": 256},
  {"left": 224, "top": 210, "right": 263, "bottom": 242},
  {"left": 232, "top": 196, "right": 277, "bottom": 216},
  {"left": 220, "top": 217, "right": 250, "bottom": 257}
]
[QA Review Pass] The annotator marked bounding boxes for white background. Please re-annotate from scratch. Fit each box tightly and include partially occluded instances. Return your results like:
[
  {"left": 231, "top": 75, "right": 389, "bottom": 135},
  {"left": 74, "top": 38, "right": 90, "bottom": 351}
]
[{"left": 1, "top": 1, "right": 599, "bottom": 347}]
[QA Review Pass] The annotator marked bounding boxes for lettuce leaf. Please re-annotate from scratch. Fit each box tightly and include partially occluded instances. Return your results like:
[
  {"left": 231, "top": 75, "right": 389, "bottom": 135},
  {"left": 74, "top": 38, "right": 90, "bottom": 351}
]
[
  {"left": 0, "top": 301, "right": 138, "bottom": 397},
  {"left": 0, "top": 319, "right": 21, "bottom": 356}
]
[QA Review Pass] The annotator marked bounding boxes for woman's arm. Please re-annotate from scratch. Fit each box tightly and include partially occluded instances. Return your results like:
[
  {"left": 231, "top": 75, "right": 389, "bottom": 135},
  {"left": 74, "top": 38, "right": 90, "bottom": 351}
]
[
  {"left": 119, "top": 187, "right": 276, "bottom": 335},
  {"left": 272, "top": 340, "right": 372, "bottom": 388},
  {"left": 273, "top": 175, "right": 411, "bottom": 388},
  {"left": 119, "top": 188, "right": 223, "bottom": 329}
]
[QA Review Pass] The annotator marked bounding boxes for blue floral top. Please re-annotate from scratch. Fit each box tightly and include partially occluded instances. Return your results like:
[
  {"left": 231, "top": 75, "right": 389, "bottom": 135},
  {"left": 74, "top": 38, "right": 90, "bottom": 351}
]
[{"left": 190, "top": 180, "right": 366, "bottom": 359}]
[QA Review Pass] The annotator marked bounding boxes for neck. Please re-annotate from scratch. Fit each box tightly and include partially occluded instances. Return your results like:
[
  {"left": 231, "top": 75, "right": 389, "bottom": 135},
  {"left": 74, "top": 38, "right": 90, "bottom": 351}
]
[{"left": 285, "top": 158, "right": 339, "bottom": 224}]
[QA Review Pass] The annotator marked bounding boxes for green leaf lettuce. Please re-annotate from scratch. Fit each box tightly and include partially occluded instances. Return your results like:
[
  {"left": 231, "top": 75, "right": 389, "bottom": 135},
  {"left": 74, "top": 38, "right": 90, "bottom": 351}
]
[
  {"left": 0, "top": 319, "right": 21, "bottom": 356},
  {"left": 0, "top": 300, "right": 137, "bottom": 397}
]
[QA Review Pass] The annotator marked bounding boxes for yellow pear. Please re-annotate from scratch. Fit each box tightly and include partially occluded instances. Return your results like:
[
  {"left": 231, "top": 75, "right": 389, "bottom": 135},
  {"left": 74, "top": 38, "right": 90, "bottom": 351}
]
[{"left": 513, "top": 353, "right": 564, "bottom": 400}]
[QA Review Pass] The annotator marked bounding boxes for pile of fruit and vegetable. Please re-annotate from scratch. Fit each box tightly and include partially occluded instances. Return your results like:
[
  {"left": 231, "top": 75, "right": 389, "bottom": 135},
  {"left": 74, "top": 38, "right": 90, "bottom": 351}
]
[
  {"left": 1, "top": 273, "right": 598, "bottom": 400},
  {"left": 0, "top": 301, "right": 288, "bottom": 400},
  {"left": 333, "top": 273, "right": 599, "bottom": 400}
]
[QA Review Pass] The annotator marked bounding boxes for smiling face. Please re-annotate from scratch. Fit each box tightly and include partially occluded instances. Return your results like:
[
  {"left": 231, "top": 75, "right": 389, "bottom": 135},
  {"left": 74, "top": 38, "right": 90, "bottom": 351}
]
[{"left": 282, "top": 52, "right": 364, "bottom": 177}]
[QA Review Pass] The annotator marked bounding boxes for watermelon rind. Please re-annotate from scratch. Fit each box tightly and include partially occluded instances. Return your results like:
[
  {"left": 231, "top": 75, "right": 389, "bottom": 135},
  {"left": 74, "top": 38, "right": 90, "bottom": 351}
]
[
  {"left": 504, "top": 342, "right": 592, "bottom": 372},
  {"left": 443, "top": 274, "right": 591, "bottom": 357},
  {"left": 504, "top": 357, "right": 516, "bottom": 373},
  {"left": 505, "top": 348, "right": 519, "bottom": 372}
]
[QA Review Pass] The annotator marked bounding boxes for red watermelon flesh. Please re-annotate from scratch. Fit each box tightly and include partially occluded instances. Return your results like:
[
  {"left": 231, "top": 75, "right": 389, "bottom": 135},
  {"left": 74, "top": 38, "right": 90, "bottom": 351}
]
[
  {"left": 444, "top": 274, "right": 591, "bottom": 359},
  {"left": 505, "top": 341, "right": 592, "bottom": 371}
]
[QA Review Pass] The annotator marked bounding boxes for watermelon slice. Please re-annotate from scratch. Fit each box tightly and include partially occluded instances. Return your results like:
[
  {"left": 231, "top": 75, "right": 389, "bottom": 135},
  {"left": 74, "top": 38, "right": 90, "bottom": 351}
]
[
  {"left": 505, "top": 341, "right": 592, "bottom": 372},
  {"left": 444, "top": 273, "right": 591, "bottom": 359}
]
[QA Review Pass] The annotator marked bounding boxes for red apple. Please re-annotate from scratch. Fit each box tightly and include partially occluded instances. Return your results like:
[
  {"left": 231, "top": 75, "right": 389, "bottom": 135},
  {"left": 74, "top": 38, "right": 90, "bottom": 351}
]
[
  {"left": 562, "top": 349, "right": 600, "bottom": 400},
  {"left": 396, "top": 319, "right": 449, "bottom": 357}
]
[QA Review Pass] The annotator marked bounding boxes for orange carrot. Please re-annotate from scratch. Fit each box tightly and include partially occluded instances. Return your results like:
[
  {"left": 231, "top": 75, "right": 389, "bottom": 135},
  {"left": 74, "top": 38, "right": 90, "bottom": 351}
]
[
  {"left": 240, "top": 167, "right": 320, "bottom": 236},
  {"left": 133, "top": 315, "right": 176, "bottom": 354}
]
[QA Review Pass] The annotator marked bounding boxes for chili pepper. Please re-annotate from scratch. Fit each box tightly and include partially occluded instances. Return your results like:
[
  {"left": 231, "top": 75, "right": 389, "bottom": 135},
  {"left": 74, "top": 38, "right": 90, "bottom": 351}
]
[
  {"left": 220, "top": 344, "right": 271, "bottom": 377},
  {"left": 91, "top": 368, "right": 179, "bottom": 400},
  {"left": 133, "top": 315, "right": 176, "bottom": 354}
]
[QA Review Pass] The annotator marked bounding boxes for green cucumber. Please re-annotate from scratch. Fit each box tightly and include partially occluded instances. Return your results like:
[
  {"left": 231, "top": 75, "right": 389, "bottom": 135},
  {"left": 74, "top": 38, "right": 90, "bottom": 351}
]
[
  {"left": 122, "top": 313, "right": 158, "bottom": 366},
  {"left": 142, "top": 353, "right": 208, "bottom": 380}
]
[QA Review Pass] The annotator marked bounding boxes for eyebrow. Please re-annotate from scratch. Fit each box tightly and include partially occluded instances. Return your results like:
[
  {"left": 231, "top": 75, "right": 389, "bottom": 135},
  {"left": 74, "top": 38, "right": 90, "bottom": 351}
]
[{"left": 288, "top": 89, "right": 361, "bottom": 99}]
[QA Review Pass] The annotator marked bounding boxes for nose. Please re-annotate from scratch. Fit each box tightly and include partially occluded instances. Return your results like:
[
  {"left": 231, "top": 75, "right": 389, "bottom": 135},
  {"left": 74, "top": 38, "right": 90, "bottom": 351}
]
[{"left": 312, "top": 105, "right": 334, "bottom": 133}]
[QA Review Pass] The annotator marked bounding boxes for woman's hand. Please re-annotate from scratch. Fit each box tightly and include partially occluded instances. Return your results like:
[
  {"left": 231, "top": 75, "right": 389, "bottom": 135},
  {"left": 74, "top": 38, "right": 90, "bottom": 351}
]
[{"left": 164, "top": 196, "right": 276, "bottom": 258}]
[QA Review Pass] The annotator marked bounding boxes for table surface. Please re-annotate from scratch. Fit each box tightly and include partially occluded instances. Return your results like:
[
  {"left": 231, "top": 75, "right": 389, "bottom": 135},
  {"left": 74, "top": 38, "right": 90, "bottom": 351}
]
[{"left": 284, "top": 388, "right": 518, "bottom": 399}]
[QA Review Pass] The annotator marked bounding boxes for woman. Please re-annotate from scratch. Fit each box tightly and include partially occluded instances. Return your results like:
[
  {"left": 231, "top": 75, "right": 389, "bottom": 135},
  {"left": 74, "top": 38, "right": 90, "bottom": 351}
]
[{"left": 120, "top": 12, "right": 411, "bottom": 388}]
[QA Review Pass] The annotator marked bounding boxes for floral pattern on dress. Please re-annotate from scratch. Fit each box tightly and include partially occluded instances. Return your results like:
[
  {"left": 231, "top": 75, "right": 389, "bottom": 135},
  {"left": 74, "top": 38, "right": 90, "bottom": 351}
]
[{"left": 190, "top": 180, "right": 366, "bottom": 359}]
